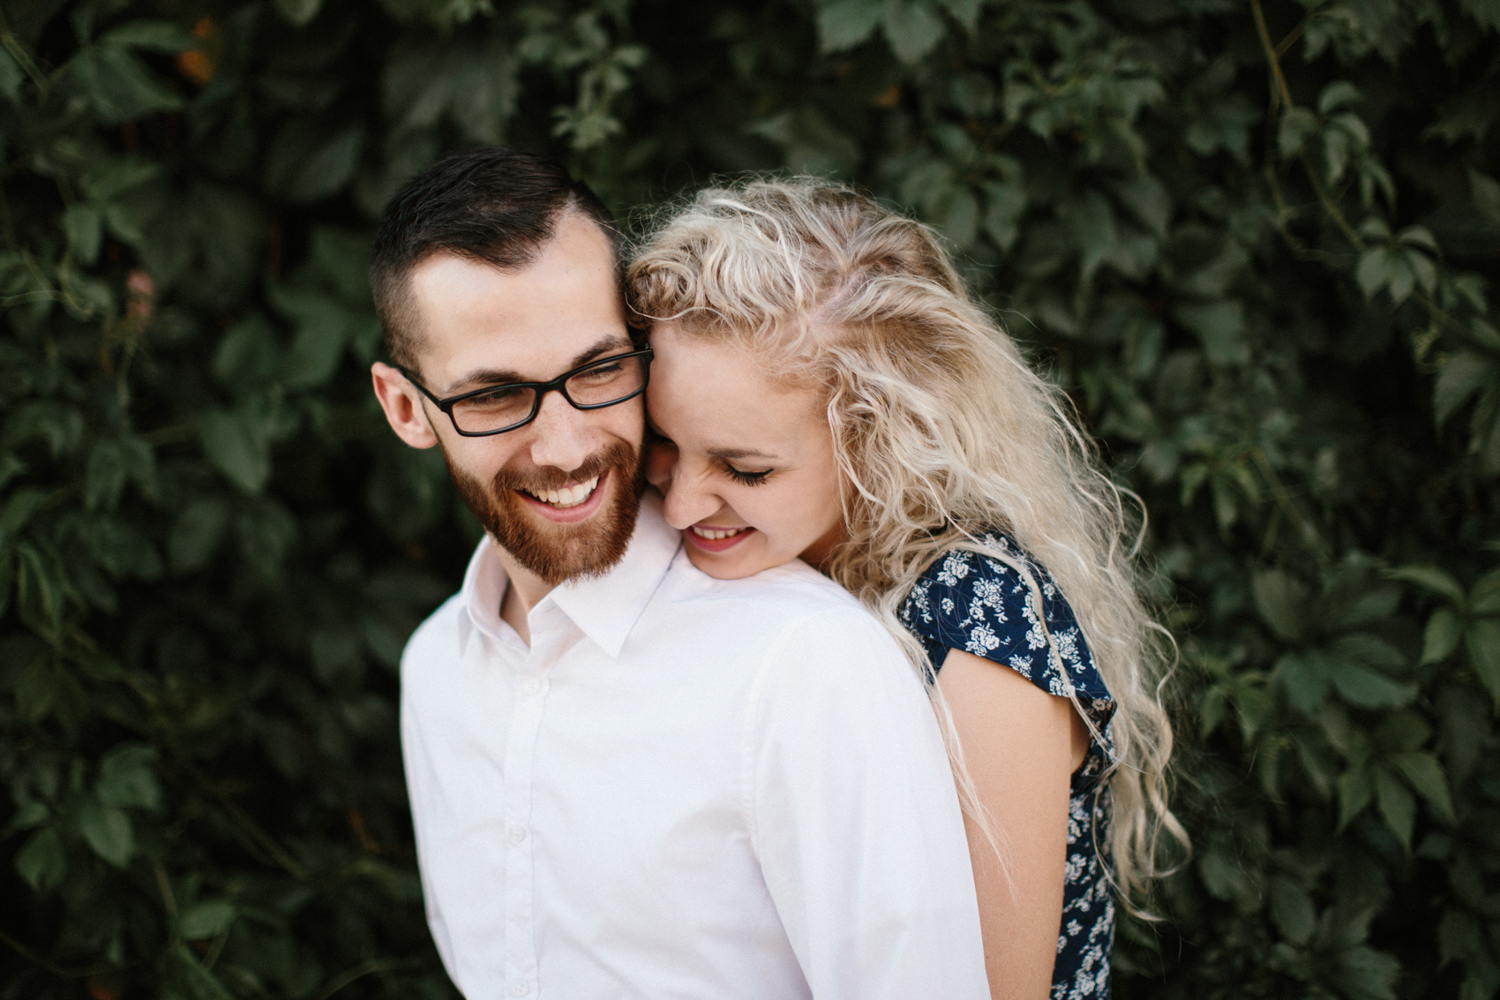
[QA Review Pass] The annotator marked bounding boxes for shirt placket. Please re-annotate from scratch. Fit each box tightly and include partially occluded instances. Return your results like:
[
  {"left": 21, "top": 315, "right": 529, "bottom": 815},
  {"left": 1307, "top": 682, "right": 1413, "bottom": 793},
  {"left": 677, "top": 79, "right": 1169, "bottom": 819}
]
[{"left": 502, "top": 622, "right": 557, "bottom": 999}]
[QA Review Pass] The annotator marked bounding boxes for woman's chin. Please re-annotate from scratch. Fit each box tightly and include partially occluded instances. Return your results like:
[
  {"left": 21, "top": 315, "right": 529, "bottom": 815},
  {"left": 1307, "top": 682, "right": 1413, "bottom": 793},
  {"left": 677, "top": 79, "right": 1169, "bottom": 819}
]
[{"left": 682, "top": 538, "right": 789, "bottom": 580}]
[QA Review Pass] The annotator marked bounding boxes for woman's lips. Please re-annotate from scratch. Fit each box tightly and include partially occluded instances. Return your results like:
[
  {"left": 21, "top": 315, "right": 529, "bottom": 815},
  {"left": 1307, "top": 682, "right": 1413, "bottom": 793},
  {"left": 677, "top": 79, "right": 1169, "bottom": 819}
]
[{"left": 685, "top": 524, "right": 756, "bottom": 553}]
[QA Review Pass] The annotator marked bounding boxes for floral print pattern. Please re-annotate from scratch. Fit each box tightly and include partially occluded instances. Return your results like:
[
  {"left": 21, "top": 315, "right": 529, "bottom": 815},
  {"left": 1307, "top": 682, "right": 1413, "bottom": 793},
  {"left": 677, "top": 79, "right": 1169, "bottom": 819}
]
[{"left": 898, "top": 535, "right": 1117, "bottom": 1000}]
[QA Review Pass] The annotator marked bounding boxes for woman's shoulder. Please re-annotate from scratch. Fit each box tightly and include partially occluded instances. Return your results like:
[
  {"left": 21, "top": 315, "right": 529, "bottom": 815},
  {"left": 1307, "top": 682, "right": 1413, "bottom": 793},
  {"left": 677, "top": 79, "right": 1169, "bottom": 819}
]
[{"left": 898, "top": 534, "right": 1116, "bottom": 747}]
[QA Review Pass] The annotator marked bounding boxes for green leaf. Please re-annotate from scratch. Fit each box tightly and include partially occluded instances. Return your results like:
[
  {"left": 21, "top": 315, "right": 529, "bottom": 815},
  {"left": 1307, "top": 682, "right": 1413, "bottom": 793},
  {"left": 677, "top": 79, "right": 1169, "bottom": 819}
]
[
  {"left": 62, "top": 44, "right": 183, "bottom": 124},
  {"left": 266, "top": 122, "right": 364, "bottom": 204},
  {"left": 1269, "top": 874, "right": 1317, "bottom": 945},
  {"left": 1277, "top": 651, "right": 1331, "bottom": 714},
  {"left": 199, "top": 409, "right": 272, "bottom": 494},
  {"left": 1468, "top": 567, "right": 1500, "bottom": 616},
  {"left": 1386, "top": 564, "right": 1466, "bottom": 605},
  {"left": 1338, "top": 765, "right": 1373, "bottom": 829},
  {"left": 14, "top": 827, "right": 66, "bottom": 891},
  {"left": 0, "top": 48, "right": 23, "bottom": 101},
  {"left": 1356, "top": 246, "right": 1393, "bottom": 299},
  {"left": 1277, "top": 106, "right": 1318, "bottom": 158},
  {"left": 1331, "top": 946, "right": 1401, "bottom": 1000},
  {"left": 816, "top": 0, "right": 884, "bottom": 51},
  {"left": 272, "top": 0, "right": 324, "bottom": 26},
  {"left": 1422, "top": 608, "right": 1461, "bottom": 664},
  {"left": 1253, "top": 569, "right": 1309, "bottom": 642},
  {"left": 982, "top": 181, "right": 1026, "bottom": 252},
  {"left": 1326, "top": 657, "right": 1416, "bottom": 709},
  {"left": 77, "top": 798, "right": 134, "bottom": 867},
  {"left": 164, "top": 943, "right": 237, "bottom": 1000},
  {"left": 1465, "top": 618, "right": 1500, "bottom": 708},
  {"left": 1373, "top": 765, "right": 1415, "bottom": 847},
  {"left": 1472, "top": 169, "right": 1500, "bottom": 223},
  {"left": 1428, "top": 352, "right": 1488, "bottom": 425},
  {"left": 100, "top": 21, "right": 196, "bottom": 52},
  {"left": 1387, "top": 751, "right": 1456, "bottom": 823},
  {"left": 1111, "top": 174, "right": 1171, "bottom": 239},
  {"left": 1174, "top": 300, "right": 1247, "bottom": 366},
  {"left": 96, "top": 745, "right": 161, "bottom": 811},
  {"left": 179, "top": 899, "right": 237, "bottom": 940},
  {"left": 936, "top": 0, "right": 981, "bottom": 30},
  {"left": 169, "top": 498, "right": 231, "bottom": 573},
  {"left": 63, "top": 204, "right": 102, "bottom": 264},
  {"left": 1318, "top": 80, "right": 1363, "bottom": 114},
  {"left": 1438, "top": 909, "right": 1483, "bottom": 966},
  {"left": 883, "top": 1, "right": 946, "bottom": 64}
]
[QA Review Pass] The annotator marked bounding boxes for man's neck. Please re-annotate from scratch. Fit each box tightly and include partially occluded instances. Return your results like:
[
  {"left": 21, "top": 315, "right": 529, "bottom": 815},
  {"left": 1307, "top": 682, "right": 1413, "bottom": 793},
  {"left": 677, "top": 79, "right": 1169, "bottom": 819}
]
[{"left": 493, "top": 542, "right": 554, "bottom": 647}]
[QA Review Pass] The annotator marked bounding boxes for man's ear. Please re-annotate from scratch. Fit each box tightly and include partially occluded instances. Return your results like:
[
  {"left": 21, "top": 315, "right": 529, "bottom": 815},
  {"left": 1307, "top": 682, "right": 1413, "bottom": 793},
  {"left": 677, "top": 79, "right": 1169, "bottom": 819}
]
[{"left": 372, "top": 362, "right": 440, "bottom": 449}]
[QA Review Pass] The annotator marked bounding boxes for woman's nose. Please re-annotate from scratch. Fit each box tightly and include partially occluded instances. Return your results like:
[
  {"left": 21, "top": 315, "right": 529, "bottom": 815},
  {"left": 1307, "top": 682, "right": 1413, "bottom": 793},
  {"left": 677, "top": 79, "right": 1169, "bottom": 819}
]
[{"left": 658, "top": 463, "right": 724, "bottom": 530}]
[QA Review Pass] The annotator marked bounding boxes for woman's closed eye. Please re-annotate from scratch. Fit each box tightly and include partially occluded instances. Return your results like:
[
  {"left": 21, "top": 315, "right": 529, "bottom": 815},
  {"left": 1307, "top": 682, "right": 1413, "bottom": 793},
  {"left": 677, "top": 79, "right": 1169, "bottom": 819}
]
[{"left": 724, "top": 463, "right": 772, "bottom": 486}]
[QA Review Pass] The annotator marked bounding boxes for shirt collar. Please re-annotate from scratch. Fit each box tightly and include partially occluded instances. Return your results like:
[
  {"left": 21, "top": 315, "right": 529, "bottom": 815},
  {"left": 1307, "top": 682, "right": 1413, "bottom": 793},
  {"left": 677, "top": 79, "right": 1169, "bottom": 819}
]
[
  {"left": 455, "top": 492, "right": 682, "bottom": 658},
  {"left": 549, "top": 492, "right": 681, "bottom": 657}
]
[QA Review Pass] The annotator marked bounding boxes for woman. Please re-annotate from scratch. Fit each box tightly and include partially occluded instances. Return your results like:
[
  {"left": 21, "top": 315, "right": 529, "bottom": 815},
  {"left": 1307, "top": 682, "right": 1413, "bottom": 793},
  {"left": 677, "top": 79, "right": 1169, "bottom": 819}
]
[{"left": 627, "top": 178, "right": 1182, "bottom": 1000}]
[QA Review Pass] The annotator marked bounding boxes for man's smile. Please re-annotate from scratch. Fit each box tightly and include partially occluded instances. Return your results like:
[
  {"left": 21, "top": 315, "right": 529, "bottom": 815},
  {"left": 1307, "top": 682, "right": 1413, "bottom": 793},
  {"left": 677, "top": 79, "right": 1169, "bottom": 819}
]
[{"left": 522, "top": 474, "right": 601, "bottom": 508}]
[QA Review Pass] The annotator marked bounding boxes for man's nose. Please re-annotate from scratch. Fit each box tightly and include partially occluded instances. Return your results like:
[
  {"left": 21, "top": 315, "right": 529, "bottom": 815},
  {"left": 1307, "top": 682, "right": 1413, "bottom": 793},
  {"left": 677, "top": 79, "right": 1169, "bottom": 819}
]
[{"left": 525, "top": 390, "right": 596, "bottom": 474}]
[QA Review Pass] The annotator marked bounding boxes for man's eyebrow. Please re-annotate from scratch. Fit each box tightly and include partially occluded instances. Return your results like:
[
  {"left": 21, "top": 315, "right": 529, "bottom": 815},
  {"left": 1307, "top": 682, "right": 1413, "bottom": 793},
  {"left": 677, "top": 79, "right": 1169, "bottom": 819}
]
[
  {"left": 444, "top": 335, "right": 635, "bottom": 393},
  {"left": 707, "top": 446, "right": 780, "bottom": 462}
]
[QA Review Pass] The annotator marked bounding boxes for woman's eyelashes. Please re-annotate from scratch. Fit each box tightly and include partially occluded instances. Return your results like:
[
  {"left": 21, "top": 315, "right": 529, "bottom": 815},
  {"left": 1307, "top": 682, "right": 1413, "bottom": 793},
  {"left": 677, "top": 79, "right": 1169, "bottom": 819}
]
[{"left": 724, "top": 462, "right": 773, "bottom": 486}]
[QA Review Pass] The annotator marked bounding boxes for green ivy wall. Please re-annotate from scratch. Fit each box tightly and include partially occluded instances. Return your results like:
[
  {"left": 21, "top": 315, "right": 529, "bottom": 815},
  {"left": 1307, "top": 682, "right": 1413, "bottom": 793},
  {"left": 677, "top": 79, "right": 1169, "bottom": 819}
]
[{"left": 2, "top": 0, "right": 1498, "bottom": 997}]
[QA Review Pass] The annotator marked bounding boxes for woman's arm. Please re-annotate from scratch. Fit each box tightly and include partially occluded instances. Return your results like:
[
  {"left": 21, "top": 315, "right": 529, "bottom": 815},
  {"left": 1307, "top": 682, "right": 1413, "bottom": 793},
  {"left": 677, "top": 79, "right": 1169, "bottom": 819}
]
[{"left": 937, "top": 648, "right": 1090, "bottom": 1000}]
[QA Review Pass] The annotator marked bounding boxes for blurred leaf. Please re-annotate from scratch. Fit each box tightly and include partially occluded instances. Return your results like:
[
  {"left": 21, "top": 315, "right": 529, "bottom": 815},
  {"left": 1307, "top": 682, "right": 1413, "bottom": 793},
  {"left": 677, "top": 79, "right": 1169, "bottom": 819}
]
[
  {"left": 1387, "top": 564, "right": 1466, "bottom": 605},
  {"left": 1421, "top": 607, "right": 1462, "bottom": 664},
  {"left": 14, "top": 827, "right": 66, "bottom": 892},
  {"left": 1465, "top": 618, "right": 1500, "bottom": 708},
  {"left": 883, "top": 1, "right": 945, "bottom": 64},
  {"left": 96, "top": 745, "right": 160, "bottom": 811},
  {"left": 1387, "top": 751, "right": 1455, "bottom": 823},
  {"left": 273, "top": 0, "right": 324, "bottom": 25},
  {"left": 816, "top": 0, "right": 884, "bottom": 51},
  {"left": 1269, "top": 873, "right": 1317, "bottom": 945},
  {"left": 199, "top": 409, "right": 271, "bottom": 494},
  {"left": 1254, "top": 569, "right": 1309, "bottom": 643},
  {"left": 77, "top": 797, "right": 134, "bottom": 867},
  {"left": 178, "top": 899, "right": 236, "bottom": 940}
]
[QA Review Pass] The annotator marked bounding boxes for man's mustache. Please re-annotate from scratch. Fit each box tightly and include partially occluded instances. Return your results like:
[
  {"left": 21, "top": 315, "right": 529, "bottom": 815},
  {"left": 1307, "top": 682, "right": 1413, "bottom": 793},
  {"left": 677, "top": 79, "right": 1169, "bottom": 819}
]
[{"left": 489, "top": 441, "right": 635, "bottom": 494}]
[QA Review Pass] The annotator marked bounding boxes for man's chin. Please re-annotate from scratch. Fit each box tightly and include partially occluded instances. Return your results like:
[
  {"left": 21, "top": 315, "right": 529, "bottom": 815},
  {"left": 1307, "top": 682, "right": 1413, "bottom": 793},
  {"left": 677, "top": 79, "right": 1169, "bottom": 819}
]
[{"left": 445, "top": 445, "right": 643, "bottom": 587}]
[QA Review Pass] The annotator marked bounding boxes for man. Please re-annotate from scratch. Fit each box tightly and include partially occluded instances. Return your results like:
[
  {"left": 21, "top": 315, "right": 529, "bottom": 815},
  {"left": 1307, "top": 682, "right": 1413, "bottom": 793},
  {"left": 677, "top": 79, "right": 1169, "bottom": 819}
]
[{"left": 369, "top": 147, "right": 986, "bottom": 1000}]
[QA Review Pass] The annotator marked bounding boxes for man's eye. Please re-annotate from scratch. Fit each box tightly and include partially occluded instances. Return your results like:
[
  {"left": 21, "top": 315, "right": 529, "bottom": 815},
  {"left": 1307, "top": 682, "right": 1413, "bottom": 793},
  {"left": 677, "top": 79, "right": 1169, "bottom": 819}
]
[{"left": 725, "top": 464, "right": 772, "bottom": 486}]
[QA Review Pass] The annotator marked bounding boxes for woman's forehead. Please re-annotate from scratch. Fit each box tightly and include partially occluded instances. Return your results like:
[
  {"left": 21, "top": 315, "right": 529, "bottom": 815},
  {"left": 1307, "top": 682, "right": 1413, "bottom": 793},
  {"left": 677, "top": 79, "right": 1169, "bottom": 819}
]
[{"left": 647, "top": 330, "right": 824, "bottom": 445}]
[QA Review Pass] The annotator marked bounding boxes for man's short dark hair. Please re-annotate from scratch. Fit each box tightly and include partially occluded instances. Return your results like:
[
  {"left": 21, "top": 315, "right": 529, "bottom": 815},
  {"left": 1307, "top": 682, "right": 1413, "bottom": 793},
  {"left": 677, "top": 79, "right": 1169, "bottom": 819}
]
[{"left": 369, "top": 147, "right": 619, "bottom": 371}]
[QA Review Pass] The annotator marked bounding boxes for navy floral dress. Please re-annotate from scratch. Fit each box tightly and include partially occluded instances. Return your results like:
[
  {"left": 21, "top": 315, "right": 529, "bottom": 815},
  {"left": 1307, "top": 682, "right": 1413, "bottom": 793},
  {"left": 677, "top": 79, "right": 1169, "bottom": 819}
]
[{"left": 898, "top": 534, "right": 1117, "bottom": 1000}]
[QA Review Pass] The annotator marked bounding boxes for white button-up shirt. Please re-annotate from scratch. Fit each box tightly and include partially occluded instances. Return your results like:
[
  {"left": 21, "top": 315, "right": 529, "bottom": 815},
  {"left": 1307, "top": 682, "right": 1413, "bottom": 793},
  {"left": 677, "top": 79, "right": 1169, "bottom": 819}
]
[{"left": 400, "top": 496, "right": 987, "bottom": 1000}]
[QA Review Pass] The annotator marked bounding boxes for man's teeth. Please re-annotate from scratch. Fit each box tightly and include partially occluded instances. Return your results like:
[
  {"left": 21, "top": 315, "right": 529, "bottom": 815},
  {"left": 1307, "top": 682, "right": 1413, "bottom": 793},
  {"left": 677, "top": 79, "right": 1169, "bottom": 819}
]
[
  {"left": 690, "top": 526, "right": 747, "bottom": 541},
  {"left": 525, "top": 475, "right": 600, "bottom": 508}
]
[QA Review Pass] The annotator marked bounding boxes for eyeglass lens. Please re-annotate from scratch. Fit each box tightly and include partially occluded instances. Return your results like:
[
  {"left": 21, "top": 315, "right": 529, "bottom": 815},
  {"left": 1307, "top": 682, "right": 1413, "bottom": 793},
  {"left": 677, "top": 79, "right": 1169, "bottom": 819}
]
[{"left": 450, "top": 354, "right": 648, "bottom": 434}]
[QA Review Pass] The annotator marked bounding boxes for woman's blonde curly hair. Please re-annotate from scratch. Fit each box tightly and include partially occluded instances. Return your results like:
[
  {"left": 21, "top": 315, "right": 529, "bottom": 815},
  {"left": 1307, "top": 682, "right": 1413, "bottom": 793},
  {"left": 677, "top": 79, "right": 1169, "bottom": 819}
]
[{"left": 626, "top": 176, "right": 1185, "bottom": 898}]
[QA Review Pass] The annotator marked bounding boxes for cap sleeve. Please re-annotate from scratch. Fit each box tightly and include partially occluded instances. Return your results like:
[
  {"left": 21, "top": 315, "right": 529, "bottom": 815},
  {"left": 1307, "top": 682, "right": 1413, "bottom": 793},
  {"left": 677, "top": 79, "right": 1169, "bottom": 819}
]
[{"left": 898, "top": 536, "right": 1117, "bottom": 766}]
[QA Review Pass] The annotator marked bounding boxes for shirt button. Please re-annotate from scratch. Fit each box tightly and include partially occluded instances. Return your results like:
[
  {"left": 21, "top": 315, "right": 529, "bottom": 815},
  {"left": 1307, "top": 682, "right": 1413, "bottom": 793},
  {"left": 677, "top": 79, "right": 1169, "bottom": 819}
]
[
  {"left": 509, "top": 983, "right": 529, "bottom": 998},
  {"left": 521, "top": 677, "right": 542, "bottom": 695},
  {"left": 509, "top": 825, "right": 526, "bottom": 844}
]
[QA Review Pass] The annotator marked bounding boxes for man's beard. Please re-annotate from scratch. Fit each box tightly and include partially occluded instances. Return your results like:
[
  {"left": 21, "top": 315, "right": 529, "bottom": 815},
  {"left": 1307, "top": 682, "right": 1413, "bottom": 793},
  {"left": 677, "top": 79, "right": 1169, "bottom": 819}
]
[{"left": 444, "top": 439, "right": 644, "bottom": 586}]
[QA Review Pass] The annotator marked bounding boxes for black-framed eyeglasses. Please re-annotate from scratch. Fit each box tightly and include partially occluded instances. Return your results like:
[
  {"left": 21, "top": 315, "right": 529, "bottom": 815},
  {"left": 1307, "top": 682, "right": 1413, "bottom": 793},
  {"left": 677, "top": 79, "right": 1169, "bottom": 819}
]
[{"left": 399, "top": 348, "right": 654, "bottom": 437}]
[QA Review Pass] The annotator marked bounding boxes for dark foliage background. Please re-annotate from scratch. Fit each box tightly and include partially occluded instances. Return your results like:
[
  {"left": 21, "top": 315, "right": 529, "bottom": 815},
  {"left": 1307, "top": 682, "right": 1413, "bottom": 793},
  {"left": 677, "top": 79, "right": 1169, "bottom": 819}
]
[{"left": 2, "top": 0, "right": 1498, "bottom": 996}]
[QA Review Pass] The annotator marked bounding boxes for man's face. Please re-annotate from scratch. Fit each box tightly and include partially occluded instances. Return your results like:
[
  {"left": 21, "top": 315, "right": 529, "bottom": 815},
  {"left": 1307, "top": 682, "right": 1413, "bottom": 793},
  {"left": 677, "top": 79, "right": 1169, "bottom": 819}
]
[{"left": 402, "top": 212, "right": 645, "bottom": 584}]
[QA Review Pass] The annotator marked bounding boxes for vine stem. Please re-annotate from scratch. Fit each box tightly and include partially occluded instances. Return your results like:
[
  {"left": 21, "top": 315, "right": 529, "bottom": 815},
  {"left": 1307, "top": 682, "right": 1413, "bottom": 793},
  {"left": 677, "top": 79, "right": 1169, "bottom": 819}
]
[
  {"left": 0, "top": 927, "right": 121, "bottom": 979},
  {"left": 310, "top": 958, "right": 421, "bottom": 1000},
  {"left": 0, "top": 9, "right": 50, "bottom": 100}
]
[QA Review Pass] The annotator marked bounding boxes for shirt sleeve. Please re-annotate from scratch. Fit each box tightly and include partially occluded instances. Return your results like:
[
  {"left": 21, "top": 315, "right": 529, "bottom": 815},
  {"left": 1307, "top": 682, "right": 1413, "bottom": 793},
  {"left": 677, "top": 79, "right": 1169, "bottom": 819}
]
[
  {"left": 898, "top": 544, "right": 1117, "bottom": 765},
  {"left": 746, "top": 608, "right": 990, "bottom": 1000}
]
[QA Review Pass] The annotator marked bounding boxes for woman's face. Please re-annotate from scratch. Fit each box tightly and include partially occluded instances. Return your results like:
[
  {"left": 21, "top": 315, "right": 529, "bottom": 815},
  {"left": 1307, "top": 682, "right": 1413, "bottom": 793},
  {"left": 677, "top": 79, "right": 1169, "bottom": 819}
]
[{"left": 645, "top": 323, "right": 845, "bottom": 580}]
